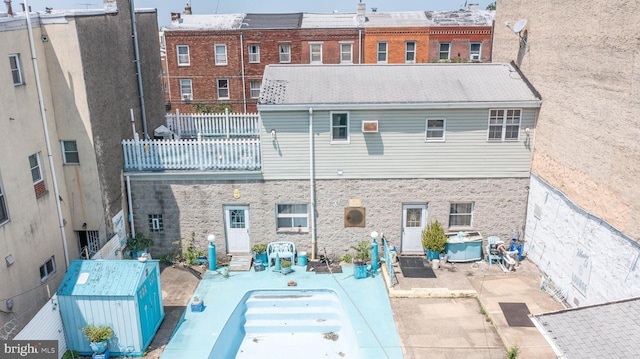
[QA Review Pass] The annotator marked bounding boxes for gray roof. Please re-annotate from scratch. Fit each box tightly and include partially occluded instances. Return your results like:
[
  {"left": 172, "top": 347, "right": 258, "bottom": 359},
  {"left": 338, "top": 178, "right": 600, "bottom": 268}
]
[
  {"left": 167, "top": 13, "right": 245, "bottom": 30},
  {"left": 259, "top": 64, "right": 541, "bottom": 109},
  {"left": 362, "top": 11, "right": 429, "bottom": 27},
  {"left": 425, "top": 10, "right": 495, "bottom": 26},
  {"left": 241, "top": 13, "right": 302, "bottom": 29},
  {"left": 533, "top": 297, "right": 640, "bottom": 358}
]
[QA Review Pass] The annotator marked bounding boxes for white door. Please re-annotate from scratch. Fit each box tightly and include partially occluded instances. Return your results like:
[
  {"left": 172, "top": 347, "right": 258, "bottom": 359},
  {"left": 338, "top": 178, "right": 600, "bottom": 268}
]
[
  {"left": 401, "top": 204, "right": 427, "bottom": 253},
  {"left": 224, "top": 206, "right": 251, "bottom": 253}
]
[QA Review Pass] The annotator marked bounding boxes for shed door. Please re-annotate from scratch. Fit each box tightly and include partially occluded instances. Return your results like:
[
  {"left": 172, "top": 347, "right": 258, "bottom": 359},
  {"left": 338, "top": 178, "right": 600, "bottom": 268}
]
[
  {"left": 401, "top": 204, "right": 427, "bottom": 253},
  {"left": 224, "top": 206, "right": 251, "bottom": 253}
]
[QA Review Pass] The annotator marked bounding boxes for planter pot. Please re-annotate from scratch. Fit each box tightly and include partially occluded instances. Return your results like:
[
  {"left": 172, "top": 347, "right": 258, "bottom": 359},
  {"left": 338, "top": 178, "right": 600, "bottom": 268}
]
[
  {"left": 426, "top": 249, "right": 441, "bottom": 261},
  {"left": 353, "top": 261, "right": 367, "bottom": 279},
  {"left": 255, "top": 252, "right": 268, "bottom": 266},
  {"left": 90, "top": 340, "right": 108, "bottom": 354},
  {"left": 281, "top": 267, "right": 293, "bottom": 275}
]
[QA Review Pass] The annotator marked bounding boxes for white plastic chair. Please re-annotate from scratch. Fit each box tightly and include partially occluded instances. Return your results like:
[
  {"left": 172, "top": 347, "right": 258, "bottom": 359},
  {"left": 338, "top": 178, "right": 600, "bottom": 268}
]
[{"left": 486, "top": 236, "right": 502, "bottom": 266}]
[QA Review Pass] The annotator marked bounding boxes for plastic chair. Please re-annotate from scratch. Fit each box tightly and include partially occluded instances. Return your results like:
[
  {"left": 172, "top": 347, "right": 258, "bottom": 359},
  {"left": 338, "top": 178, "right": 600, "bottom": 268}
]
[{"left": 486, "top": 236, "right": 502, "bottom": 266}]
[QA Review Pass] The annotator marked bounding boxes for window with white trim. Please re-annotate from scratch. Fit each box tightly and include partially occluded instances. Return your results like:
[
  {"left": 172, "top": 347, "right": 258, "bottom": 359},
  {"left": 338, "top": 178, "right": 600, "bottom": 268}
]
[
  {"left": 405, "top": 41, "right": 416, "bottom": 63},
  {"left": 214, "top": 44, "right": 227, "bottom": 65},
  {"left": 330, "top": 112, "right": 349, "bottom": 143},
  {"left": 9, "top": 54, "right": 24, "bottom": 86},
  {"left": 449, "top": 202, "right": 473, "bottom": 227},
  {"left": 470, "top": 42, "right": 482, "bottom": 62},
  {"left": 439, "top": 43, "right": 451, "bottom": 61},
  {"left": 248, "top": 44, "right": 260, "bottom": 63},
  {"left": 377, "top": 42, "right": 388, "bottom": 63},
  {"left": 310, "top": 43, "right": 322, "bottom": 63},
  {"left": 279, "top": 43, "right": 291, "bottom": 63},
  {"left": 180, "top": 79, "right": 192, "bottom": 101},
  {"left": 249, "top": 80, "right": 261, "bottom": 98},
  {"left": 0, "top": 176, "right": 8, "bottom": 225},
  {"left": 148, "top": 214, "right": 163, "bottom": 233},
  {"left": 276, "top": 204, "right": 309, "bottom": 231},
  {"left": 61, "top": 140, "right": 80, "bottom": 164},
  {"left": 488, "top": 109, "right": 521, "bottom": 141},
  {"left": 29, "top": 153, "right": 47, "bottom": 197},
  {"left": 426, "top": 118, "right": 445, "bottom": 141},
  {"left": 177, "top": 45, "right": 190, "bottom": 66},
  {"left": 39, "top": 256, "right": 56, "bottom": 281},
  {"left": 217, "top": 78, "right": 229, "bottom": 99},
  {"left": 340, "top": 43, "right": 352, "bottom": 63}
]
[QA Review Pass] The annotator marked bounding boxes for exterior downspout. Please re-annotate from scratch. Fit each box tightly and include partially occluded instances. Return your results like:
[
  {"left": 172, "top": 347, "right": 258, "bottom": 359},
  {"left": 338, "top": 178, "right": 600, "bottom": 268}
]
[
  {"left": 358, "top": 29, "right": 362, "bottom": 63},
  {"left": 309, "top": 107, "right": 317, "bottom": 259},
  {"left": 126, "top": 174, "right": 135, "bottom": 237},
  {"left": 240, "top": 32, "right": 247, "bottom": 113},
  {"left": 130, "top": 0, "right": 149, "bottom": 138},
  {"left": 24, "top": 1, "right": 70, "bottom": 268}
]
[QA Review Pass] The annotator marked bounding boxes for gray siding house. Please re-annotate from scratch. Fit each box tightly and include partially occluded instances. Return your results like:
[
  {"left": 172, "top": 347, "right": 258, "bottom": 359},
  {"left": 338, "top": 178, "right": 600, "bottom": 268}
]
[{"left": 129, "top": 63, "right": 541, "bottom": 261}]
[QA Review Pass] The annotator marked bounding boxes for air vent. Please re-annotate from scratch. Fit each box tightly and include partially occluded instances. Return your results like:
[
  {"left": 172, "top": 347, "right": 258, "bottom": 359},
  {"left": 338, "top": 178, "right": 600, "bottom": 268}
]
[
  {"left": 344, "top": 207, "right": 365, "bottom": 227},
  {"left": 362, "top": 121, "right": 378, "bottom": 133}
]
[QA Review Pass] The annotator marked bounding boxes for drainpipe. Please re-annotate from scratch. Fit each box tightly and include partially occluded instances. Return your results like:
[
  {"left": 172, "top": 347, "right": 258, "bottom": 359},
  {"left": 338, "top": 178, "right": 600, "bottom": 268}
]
[
  {"left": 358, "top": 29, "right": 362, "bottom": 63},
  {"left": 309, "top": 107, "right": 317, "bottom": 259},
  {"left": 24, "top": 0, "right": 70, "bottom": 268},
  {"left": 130, "top": 0, "right": 149, "bottom": 139},
  {"left": 239, "top": 32, "right": 247, "bottom": 113},
  {"left": 125, "top": 174, "right": 135, "bottom": 237}
]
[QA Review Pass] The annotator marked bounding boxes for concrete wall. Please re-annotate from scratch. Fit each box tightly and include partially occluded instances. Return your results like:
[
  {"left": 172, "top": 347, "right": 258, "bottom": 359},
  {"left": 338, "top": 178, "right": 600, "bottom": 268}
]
[
  {"left": 491, "top": 0, "right": 640, "bottom": 305},
  {"left": 129, "top": 176, "right": 528, "bottom": 260}
]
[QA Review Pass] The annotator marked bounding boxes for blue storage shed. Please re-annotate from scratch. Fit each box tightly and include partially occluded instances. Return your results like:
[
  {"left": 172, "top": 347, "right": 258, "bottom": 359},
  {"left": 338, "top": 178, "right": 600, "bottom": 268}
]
[{"left": 57, "top": 260, "right": 164, "bottom": 357}]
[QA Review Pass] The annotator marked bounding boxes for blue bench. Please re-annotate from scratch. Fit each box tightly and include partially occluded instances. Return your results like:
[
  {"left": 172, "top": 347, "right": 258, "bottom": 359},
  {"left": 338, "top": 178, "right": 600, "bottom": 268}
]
[{"left": 267, "top": 241, "right": 296, "bottom": 266}]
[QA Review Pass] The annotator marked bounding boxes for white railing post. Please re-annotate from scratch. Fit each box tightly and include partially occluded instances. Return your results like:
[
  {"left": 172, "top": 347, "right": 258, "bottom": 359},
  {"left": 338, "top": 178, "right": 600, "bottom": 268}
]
[
  {"left": 175, "top": 109, "right": 181, "bottom": 137},
  {"left": 225, "top": 108, "right": 230, "bottom": 138},
  {"left": 134, "top": 133, "right": 143, "bottom": 171},
  {"left": 198, "top": 132, "right": 204, "bottom": 170}
]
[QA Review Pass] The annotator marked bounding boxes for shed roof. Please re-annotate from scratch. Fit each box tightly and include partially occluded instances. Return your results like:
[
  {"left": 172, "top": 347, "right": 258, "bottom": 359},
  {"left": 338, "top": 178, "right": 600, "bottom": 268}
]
[
  {"left": 242, "top": 13, "right": 302, "bottom": 29},
  {"left": 57, "top": 260, "right": 155, "bottom": 297},
  {"left": 259, "top": 64, "right": 541, "bottom": 109},
  {"left": 301, "top": 13, "right": 358, "bottom": 28},
  {"left": 362, "top": 11, "right": 429, "bottom": 27},
  {"left": 533, "top": 297, "right": 640, "bottom": 358}
]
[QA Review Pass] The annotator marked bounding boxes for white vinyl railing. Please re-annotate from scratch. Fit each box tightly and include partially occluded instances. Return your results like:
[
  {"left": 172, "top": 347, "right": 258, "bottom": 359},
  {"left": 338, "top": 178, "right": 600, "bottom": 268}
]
[
  {"left": 165, "top": 109, "right": 260, "bottom": 138},
  {"left": 122, "top": 133, "right": 261, "bottom": 171}
]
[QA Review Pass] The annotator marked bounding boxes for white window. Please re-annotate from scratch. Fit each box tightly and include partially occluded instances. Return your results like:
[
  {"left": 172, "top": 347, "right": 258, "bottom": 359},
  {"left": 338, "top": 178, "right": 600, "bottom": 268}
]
[
  {"left": 29, "top": 153, "right": 47, "bottom": 197},
  {"left": 279, "top": 44, "right": 291, "bottom": 63},
  {"left": 340, "top": 43, "right": 353, "bottom": 63},
  {"left": 330, "top": 112, "right": 350, "bottom": 143},
  {"left": 248, "top": 44, "right": 260, "bottom": 63},
  {"left": 488, "top": 109, "right": 521, "bottom": 141},
  {"left": 449, "top": 202, "right": 473, "bottom": 227},
  {"left": 439, "top": 43, "right": 451, "bottom": 61},
  {"left": 426, "top": 118, "right": 446, "bottom": 141},
  {"left": 180, "top": 79, "right": 192, "bottom": 101},
  {"left": 217, "top": 78, "right": 229, "bottom": 99},
  {"left": 377, "top": 42, "right": 388, "bottom": 63},
  {"left": 310, "top": 43, "right": 322, "bottom": 63},
  {"left": 0, "top": 177, "right": 8, "bottom": 225},
  {"left": 470, "top": 42, "right": 482, "bottom": 62},
  {"left": 405, "top": 41, "right": 416, "bottom": 63},
  {"left": 214, "top": 44, "right": 227, "bottom": 65},
  {"left": 276, "top": 204, "right": 309, "bottom": 231},
  {"left": 249, "top": 80, "right": 261, "bottom": 98},
  {"left": 149, "top": 214, "right": 163, "bottom": 233},
  {"left": 39, "top": 256, "right": 56, "bottom": 281},
  {"left": 177, "top": 45, "right": 190, "bottom": 66},
  {"left": 9, "top": 54, "right": 24, "bottom": 86},
  {"left": 61, "top": 140, "right": 80, "bottom": 164}
]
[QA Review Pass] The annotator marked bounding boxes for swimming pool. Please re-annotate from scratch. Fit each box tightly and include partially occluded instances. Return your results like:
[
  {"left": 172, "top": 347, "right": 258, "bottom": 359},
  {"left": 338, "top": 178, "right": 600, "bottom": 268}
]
[{"left": 209, "top": 289, "right": 359, "bottom": 358}]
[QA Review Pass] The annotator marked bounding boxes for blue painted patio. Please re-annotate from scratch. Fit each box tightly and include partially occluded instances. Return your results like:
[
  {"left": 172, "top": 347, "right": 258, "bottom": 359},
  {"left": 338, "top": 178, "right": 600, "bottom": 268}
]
[{"left": 161, "top": 264, "right": 403, "bottom": 359}]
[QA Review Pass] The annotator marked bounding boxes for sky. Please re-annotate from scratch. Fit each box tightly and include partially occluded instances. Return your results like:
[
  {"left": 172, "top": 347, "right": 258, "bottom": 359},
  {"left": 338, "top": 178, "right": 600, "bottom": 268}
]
[{"left": 20, "top": 0, "right": 494, "bottom": 28}]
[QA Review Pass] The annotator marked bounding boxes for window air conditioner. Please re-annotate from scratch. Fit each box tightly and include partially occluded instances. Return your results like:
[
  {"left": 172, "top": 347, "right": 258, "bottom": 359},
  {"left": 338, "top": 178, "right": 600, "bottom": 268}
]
[
  {"left": 362, "top": 121, "right": 379, "bottom": 133},
  {"left": 182, "top": 94, "right": 191, "bottom": 101},
  {"left": 470, "top": 54, "right": 480, "bottom": 61}
]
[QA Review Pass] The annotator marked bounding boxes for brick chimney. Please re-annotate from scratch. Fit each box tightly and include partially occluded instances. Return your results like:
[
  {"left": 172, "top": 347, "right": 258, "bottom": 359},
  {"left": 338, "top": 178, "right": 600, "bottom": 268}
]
[
  {"left": 184, "top": 2, "right": 192, "bottom": 15},
  {"left": 4, "top": 0, "right": 13, "bottom": 16},
  {"left": 171, "top": 12, "right": 181, "bottom": 22}
]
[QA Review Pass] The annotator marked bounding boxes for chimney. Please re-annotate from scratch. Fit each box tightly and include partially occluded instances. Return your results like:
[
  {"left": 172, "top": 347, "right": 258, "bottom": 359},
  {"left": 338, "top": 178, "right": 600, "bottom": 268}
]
[
  {"left": 4, "top": 0, "right": 13, "bottom": 16},
  {"left": 184, "top": 2, "right": 192, "bottom": 15},
  {"left": 371, "top": 7, "right": 377, "bottom": 12},
  {"left": 357, "top": 2, "right": 365, "bottom": 17},
  {"left": 171, "top": 12, "right": 181, "bottom": 22},
  {"left": 468, "top": 3, "right": 480, "bottom": 11},
  {"left": 103, "top": 0, "right": 117, "bottom": 13}
]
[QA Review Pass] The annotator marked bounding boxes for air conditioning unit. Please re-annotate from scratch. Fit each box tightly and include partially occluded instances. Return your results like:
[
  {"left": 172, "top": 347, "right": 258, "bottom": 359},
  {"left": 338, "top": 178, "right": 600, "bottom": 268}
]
[
  {"left": 362, "top": 121, "right": 378, "bottom": 133},
  {"left": 470, "top": 54, "right": 480, "bottom": 62},
  {"left": 344, "top": 207, "right": 366, "bottom": 228},
  {"left": 182, "top": 94, "right": 191, "bottom": 101}
]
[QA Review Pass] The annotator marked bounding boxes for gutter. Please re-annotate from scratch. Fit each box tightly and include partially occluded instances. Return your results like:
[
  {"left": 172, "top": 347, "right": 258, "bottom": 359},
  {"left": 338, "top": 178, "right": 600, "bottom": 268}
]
[
  {"left": 125, "top": 174, "right": 135, "bottom": 238},
  {"left": 240, "top": 32, "right": 247, "bottom": 113},
  {"left": 24, "top": 0, "right": 70, "bottom": 269},
  {"left": 130, "top": 0, "right": 149, "bottom": 138},
  {"left": 258, "top": 100, "right": 542, "bottom": 112},
  {"left": 530, "top": 316, "right": 566, "bottom": 358}
]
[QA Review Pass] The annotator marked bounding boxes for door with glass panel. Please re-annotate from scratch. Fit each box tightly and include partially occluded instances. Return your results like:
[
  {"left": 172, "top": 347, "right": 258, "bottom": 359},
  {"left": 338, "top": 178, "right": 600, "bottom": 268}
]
[
  {"left": 224, "top": 206, "right": 250, "bottom": 253},
  {"left": 401, "top": 204, "right": 427, "bottom": 253}
]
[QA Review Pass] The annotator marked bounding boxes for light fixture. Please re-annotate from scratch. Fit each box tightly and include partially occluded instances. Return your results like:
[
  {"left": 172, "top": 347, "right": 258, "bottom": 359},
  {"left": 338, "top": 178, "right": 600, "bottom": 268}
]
[
  {"left": 270, "top": 129, "right": 277, "bottom": 139},
  {"left": 5, "top": 255, "right": 14, "bottom": 267},
  {"left": 525, "top": 127, "right": 530, "bottom": 135},
  {"left": 371, "top": 231, "right": 379, "bottom": 241},
  {"left": 208, "top": 234, "right": 215, "bottom": 243},
  {"left": 6, "top": 299, "right": 13, "bottom": 311}
]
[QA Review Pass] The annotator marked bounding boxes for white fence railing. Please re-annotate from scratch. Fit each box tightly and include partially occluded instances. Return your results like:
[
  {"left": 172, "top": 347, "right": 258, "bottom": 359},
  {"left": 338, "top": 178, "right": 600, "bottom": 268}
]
[
  {"left": 123, "top": 134, "right": 261, "bottom": 171},
  {"left": 165, "top": 109, "right": 260, "bottom": 138}
]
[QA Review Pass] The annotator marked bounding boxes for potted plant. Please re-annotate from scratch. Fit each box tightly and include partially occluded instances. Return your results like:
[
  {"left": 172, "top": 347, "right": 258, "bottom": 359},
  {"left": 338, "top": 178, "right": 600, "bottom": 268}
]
[
  {"left": 422, "top": 220, "right": 447, "bottom": 260},
  {"left": 251, "top": 243, "right": 268, "bottom": 266},
  {"left": 126, "top": 232, "right": 153, "bottom": 258},
  {"left": 351, "top": 240, "right": 371, "bottom": 279},
  {"left": 280, "top": 259, "right": 293, "bottom": 275},
  {"left": 81, "top": 324, "right": 113, "bottom": 354}
]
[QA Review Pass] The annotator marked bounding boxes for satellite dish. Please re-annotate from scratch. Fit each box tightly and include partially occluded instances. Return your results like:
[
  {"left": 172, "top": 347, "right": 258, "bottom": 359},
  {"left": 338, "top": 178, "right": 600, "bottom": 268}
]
[{"left": 512, "top": 18, "right": 527, "bottom": 34}]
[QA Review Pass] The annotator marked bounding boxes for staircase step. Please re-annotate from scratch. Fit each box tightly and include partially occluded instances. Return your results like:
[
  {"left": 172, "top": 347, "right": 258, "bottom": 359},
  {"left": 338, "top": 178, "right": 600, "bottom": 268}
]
[
  {"left": 244, "top": 306, "right": 341, "bottom": 321},
  {"left": 245, "top": 293, "right": 339, "bottom": 309},
  {"left": 244, "top": 318, "right": 342, "bottom": 334}
]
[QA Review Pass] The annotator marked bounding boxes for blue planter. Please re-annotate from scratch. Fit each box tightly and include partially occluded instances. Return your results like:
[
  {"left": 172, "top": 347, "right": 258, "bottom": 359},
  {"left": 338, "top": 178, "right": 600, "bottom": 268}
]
[
  {"left": 90, "top": 340, "right": 108, "bottom": 354},
  {"left": 426, "top": 249, "right": 441, "bottom": 260},
  {"left": 353, "top": 264, "right": 367, "bottom": 279}
]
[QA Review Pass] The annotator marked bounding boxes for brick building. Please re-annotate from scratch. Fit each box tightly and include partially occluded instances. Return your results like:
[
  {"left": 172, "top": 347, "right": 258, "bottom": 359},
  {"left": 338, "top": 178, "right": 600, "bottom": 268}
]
[{"left": 163, "top": 3, "right": 494, "bottom": 113}]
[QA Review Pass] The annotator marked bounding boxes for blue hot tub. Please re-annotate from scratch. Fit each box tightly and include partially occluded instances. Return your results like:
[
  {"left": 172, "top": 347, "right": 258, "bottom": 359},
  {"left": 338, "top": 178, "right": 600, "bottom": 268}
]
[{"left": 445, "top": 232, "right": 483, "bottom": 262}]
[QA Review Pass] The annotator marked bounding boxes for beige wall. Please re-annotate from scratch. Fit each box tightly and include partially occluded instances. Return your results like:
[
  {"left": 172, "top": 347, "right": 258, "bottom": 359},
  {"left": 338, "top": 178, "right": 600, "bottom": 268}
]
[{"left": 492, "top": 0, "right": 640, "bottom": 239}]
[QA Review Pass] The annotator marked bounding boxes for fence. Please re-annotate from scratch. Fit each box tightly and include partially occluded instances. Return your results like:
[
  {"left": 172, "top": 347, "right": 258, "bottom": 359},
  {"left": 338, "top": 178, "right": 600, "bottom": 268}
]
[
  {"left": 382, "top": 236, "right": 397, "bottom": 288},
  {"left": 165, "top": 109, "right": 260, "bottom": 138},
  {"left": 122, "top": 134, "right": 261, "bottom": 171}
]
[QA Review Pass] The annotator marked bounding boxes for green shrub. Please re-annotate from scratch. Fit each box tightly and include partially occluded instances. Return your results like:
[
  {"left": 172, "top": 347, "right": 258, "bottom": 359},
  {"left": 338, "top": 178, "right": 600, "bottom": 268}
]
[
  {"left": 81, "top": 324, "right": 113, "bottom": 343},
  {"left": 421, "top": 220, "right": 447, "bottom": 253}
]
